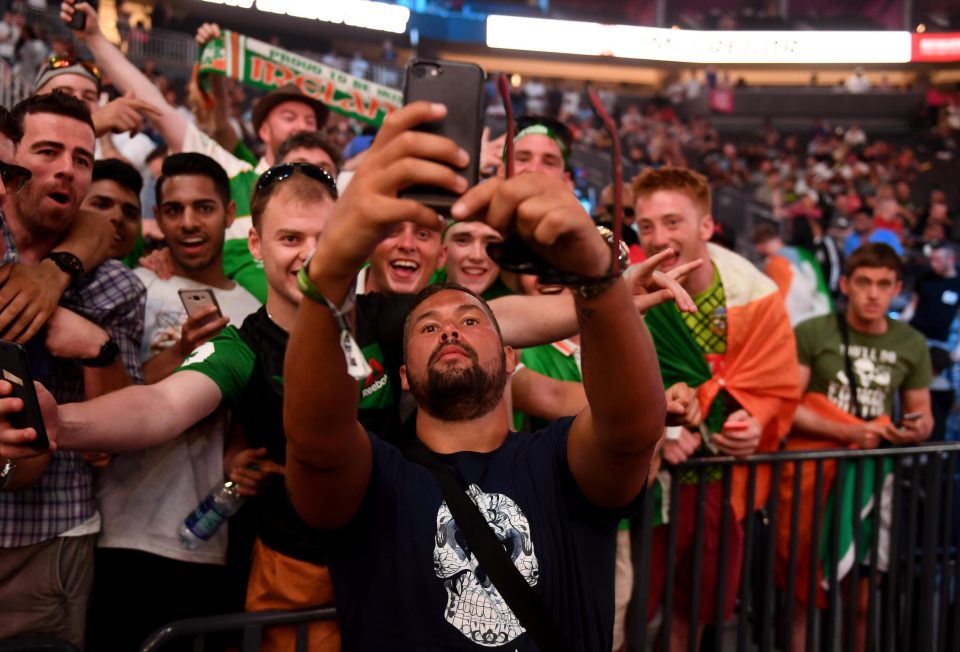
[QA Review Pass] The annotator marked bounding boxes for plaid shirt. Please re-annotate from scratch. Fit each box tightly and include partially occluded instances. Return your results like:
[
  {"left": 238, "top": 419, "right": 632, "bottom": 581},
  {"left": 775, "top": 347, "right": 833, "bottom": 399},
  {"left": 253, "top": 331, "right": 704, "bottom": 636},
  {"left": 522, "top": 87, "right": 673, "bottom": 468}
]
[{"left": 0, "top": 234, "right": 146, "bottom": 546}]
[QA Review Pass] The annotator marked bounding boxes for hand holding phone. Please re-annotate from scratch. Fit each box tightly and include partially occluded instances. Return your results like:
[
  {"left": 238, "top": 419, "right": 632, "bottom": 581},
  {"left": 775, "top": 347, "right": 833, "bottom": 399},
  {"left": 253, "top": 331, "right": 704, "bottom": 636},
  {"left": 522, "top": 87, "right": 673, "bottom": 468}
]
[
  {"left": 177, "top": 289, "right": 229, "bottom": 357},
  {"left": 179, "top": 289, "right": 223, "bottom": 321},
  {"left": 899, "top": 412, "right": 923, "bottom": 429},
  {"left": 399, "top": 59, "right": 484, "bottom": 213},
  {"left": 63, "top": 0, "right": 87, "bottom": 31},
  {"left": 0, "top": 342, "right": 49, "bottom": 451}
]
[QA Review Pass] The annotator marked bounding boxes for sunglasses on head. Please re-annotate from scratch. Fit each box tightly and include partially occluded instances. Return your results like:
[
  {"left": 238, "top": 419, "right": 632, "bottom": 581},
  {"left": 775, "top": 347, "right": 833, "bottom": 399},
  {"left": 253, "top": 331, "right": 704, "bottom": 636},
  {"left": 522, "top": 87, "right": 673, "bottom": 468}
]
[
  {"left": 254, "top": 162, "right": 338, "bottom": 201},
  {"left": 0, "top": 161, "right": 32, "bottom": 195},
  {"left": 44, "top": 55, "right": 102, "bottom": 81}
]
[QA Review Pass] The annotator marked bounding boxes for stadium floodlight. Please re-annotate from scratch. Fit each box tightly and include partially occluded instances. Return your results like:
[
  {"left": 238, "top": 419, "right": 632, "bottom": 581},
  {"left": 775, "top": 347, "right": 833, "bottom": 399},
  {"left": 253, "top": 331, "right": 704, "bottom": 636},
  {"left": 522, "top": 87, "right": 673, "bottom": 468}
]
[{"left": 486, "top": 15, "right": 912, "bottom": 65}]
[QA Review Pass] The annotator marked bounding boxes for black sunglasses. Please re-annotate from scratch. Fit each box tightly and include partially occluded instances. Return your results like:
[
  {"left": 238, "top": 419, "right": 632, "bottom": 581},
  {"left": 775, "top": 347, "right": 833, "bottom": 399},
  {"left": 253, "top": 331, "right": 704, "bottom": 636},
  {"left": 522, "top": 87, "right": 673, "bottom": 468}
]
[
  {"left": 254, "top": 162, "right": 338, "bottom": 201},
  {"left": 0, "top": 161, "right": 32, "bottom": 195}
]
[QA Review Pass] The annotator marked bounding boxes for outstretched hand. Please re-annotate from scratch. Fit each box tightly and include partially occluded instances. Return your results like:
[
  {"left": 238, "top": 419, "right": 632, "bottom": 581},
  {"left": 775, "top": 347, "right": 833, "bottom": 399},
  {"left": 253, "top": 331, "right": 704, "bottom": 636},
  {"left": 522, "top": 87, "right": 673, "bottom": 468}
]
[
  {"left": 310, "top": 101, "right": 466, "bottom": 286},
  {"left": 624, "top": 249, "right": 702, "bottom": 314},
  {"left": 451, "top": 174, "right": 611, "bottom": 280},
  {"left": 195, "top": 22, "right": 222, "bottom": 47},
  {"left": 60, "top": 2, "right": 102, "bottom": 41},
  {"left": 93, "top": 92, "right": 164, "bottom": 138}
]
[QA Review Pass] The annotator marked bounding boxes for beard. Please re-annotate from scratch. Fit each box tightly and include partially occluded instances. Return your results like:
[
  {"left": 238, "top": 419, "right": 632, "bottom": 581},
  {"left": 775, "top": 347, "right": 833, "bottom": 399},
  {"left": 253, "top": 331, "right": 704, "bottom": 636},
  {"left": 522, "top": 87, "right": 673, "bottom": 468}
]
[{"left": 407, "top": 341, "right": 508, "bottom": 422}]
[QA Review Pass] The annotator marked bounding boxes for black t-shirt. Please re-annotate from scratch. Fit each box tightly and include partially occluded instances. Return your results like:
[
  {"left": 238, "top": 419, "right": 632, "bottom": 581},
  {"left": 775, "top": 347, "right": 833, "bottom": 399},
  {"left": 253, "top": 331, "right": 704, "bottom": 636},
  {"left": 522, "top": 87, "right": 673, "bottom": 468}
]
[
  {"left": 230, "top": 293, "right": 413, "bottom": 563},
  {"left": 910, "top": 272, "right": 960, "bottom": 342},
  {"left": 325, "top": 417, "right": 635, "bottom": 651}
]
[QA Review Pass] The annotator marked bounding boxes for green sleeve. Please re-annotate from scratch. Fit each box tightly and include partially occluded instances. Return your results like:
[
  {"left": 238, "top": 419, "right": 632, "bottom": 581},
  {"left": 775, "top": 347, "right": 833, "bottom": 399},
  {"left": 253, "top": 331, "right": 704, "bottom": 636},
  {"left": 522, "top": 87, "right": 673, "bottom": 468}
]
[
  {"left": 229, "top": 169, "right": 258, "bottom": 220},
  {"left": 902, "top": 327, "right": 934, "bottom": 391},
  {"left": 174, "top": 326, "right": 255, "bottom": 405},
  {"left": 793, "top": 316, "right": 819, "bottom": 368},
  {"left": 232, "top": 140, "right": 258, "bottom": 167}
]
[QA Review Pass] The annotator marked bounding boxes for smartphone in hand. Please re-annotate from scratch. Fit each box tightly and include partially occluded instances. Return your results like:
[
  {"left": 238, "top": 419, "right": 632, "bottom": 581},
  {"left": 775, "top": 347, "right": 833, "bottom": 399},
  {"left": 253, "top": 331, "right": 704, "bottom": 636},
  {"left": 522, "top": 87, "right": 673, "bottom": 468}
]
[
  {"left": 64, "top": 0, "right": 87, "bottom": 31},
  {"left": 0, "top": 342, "right": 49, "bottom": 450},
  {"left": 399, "top": 58, "right": 485, "bottom": 213},
  {"left": 178, "top": 289, "right": 222, "bottom": 321}
]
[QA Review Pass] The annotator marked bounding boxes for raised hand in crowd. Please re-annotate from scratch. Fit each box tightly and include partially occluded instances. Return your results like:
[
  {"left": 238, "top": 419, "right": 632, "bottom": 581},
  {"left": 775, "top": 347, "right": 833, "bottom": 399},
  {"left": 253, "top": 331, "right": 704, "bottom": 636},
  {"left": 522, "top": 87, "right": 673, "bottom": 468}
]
[
  {"left": 664, "top": 381, "right": 701, "bottom": 428},
  {"left": 712, "top": 408, "right": 762, "bottom": 457},
  {"left": 624, "top": 248, "right": 702, "bottom": 314},
  {"left": 62, "top": 0, "right": 190, "bottom": 151},
  {"left": 195, "top": 21, "right": 222, "bottom": 47},
  {"left": 661, "top": 427, "right": 702, "bottom": 465},
  {"left": 479, "top": 126, "right": 505, "bottom": 178},
  {"left": 92, "top": 91, "right": 163, "bottom": 138},
  {"left": 227, "top": 447, "right": 285, "bottom": 497}
]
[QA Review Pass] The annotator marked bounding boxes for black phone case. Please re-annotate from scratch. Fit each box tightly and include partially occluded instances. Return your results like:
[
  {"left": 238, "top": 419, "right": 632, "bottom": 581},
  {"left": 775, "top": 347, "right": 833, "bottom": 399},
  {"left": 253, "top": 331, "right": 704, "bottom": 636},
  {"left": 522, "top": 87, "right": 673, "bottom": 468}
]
[
  {"left": 0, "top": 342, "right": 49, "bottom": 450},
  {"left": 399, "top": 59, "right": 485, "bottom": 213}
]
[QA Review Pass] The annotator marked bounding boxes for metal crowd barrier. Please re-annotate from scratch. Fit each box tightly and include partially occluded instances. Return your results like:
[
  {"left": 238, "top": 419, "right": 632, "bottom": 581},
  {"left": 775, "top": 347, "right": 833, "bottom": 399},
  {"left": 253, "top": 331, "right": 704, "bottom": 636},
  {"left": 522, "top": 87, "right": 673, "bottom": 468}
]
[
  {"left": 628, "top": 442, "right": 960, "bottom": 652},
  {"left": 0, "top": 58, "right": 33, "bottom": 109},
  {"left": 138, "top": 607, "right": 337, "bottom": 652}
]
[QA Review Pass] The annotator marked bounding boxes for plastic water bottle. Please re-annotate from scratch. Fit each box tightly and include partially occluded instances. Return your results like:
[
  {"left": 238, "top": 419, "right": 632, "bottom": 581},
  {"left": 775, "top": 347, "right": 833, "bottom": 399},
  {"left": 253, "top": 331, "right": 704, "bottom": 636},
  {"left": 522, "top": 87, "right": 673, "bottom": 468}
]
[{"left": 177, "top": 480, "right": 246, "bottom": 550}]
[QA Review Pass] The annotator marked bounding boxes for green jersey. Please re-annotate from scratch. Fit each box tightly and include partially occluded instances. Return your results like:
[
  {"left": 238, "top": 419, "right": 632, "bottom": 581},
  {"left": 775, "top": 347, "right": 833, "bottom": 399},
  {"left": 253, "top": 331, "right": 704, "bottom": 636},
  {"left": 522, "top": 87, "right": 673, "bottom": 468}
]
[{"left": 796, "top": 314, "right": 932, "bottom": 418}]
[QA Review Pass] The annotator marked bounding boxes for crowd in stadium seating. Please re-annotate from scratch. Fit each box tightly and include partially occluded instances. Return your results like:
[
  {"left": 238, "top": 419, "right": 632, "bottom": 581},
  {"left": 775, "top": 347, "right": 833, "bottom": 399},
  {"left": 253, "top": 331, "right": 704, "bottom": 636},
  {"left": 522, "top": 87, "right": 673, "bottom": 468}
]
[{"left": 0, "top": 2, "right": 958, "bottom": 652}]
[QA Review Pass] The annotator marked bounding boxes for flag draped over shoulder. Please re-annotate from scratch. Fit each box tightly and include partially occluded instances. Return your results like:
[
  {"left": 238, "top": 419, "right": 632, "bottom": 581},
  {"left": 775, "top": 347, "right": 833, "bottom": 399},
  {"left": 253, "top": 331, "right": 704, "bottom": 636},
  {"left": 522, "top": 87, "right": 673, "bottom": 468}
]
[
  {"left": 645, "top": 243, "right": 801, "bottom": 522},
  {"left": 197, "top": 31, "right": 403, "bottom": 126},
  {"left": 774, "top": 393, "right": 892, "bottom": 608}
]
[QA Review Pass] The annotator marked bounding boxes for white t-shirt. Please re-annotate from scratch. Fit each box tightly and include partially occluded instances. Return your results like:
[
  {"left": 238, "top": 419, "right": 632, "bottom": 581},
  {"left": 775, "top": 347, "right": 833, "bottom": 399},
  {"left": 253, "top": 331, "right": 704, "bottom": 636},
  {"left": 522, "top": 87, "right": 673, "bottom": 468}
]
[
  {"left": 95, "top": 269, "right": 260, "bottom": 564},
  {"left": 95, "top": 132, "right": 157, "bottom": 179}
]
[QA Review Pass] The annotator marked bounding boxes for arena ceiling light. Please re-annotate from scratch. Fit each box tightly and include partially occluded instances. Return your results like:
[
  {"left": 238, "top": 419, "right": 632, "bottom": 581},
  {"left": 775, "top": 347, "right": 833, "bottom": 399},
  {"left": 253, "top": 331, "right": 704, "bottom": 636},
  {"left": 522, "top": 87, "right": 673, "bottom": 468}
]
[
  {"left": 201, "top": 0, "right": 411, "bottom": 34},
  {"left": 486, "top": 15, "right": 913, "bottom": 65}
]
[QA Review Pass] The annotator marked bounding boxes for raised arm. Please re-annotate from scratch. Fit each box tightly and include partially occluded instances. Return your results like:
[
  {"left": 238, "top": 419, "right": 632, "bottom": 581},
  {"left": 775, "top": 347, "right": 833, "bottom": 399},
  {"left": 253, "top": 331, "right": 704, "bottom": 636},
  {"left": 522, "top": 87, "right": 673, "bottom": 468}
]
[
  {"left": 285, "top": 102, "right": 466, "bottom": 529},
  {"left": 451, "top": 177, "right": 666, "bottom": 510},
  {"left": 63, "top": 2, "right": 187, "bottom": 151}
]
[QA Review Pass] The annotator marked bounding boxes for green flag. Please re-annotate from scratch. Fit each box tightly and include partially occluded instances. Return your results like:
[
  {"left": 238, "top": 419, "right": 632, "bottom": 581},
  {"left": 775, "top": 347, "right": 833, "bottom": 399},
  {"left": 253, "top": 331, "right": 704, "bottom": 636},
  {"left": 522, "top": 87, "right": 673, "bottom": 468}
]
[
  {"left": 819, "top": 457, "right": 893, "bottom": 587},
  {"left": 198, "top": 30, "right": 403, "bottom": 126}
]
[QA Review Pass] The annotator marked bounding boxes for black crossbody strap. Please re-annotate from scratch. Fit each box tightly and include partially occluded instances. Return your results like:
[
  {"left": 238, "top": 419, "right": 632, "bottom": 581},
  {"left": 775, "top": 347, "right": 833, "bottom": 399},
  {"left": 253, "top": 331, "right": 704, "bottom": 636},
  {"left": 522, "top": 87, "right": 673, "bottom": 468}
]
[
  {"left": 399, "top": 437, "right": 573, "bottom": 652},
  {"left": 835, "top": 311, "right": 863, "bottom": 420}
]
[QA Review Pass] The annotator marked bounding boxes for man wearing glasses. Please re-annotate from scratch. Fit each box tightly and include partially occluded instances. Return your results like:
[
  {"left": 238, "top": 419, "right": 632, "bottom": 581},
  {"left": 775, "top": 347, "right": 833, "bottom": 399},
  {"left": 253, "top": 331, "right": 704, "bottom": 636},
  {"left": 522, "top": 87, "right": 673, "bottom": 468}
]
[{"left": 0, "top": 92, "right": 146, "bottom": 648}]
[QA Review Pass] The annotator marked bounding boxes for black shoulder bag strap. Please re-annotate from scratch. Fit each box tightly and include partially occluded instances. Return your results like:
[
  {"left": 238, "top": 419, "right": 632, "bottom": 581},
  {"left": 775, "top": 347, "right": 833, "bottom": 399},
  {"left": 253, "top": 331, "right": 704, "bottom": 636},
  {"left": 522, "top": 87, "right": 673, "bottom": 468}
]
[
  {"left": 835, "top": 311, "right": 863, "bottom": 420},
  {"left": 399, "top": 436, "right": 573, "bottom": 652}
]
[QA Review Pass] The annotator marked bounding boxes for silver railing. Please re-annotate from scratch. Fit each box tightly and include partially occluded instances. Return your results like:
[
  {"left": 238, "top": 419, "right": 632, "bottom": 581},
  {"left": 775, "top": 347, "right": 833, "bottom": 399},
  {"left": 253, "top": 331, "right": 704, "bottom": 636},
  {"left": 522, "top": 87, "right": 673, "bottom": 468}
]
[{"left": 0, "top": 57, "right": 34, "bottom": 109}]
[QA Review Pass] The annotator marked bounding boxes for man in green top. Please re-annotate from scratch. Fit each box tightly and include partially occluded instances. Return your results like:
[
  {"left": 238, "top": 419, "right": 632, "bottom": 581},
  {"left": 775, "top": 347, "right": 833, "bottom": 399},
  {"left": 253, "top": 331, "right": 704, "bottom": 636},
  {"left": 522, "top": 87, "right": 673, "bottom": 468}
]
[
  {"left": 785, "top": 242, "right": 932, "bottom": 652},
  {"left": 63, "top": 4, "right": 336, "bottom": 302}
]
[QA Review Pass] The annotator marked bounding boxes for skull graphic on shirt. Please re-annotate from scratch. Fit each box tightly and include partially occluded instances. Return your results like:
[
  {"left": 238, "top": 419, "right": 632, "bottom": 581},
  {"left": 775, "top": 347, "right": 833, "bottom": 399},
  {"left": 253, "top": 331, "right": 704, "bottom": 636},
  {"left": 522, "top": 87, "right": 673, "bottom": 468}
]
[{"left": 433, "top": 484, "right": 539, "bottom": 647}]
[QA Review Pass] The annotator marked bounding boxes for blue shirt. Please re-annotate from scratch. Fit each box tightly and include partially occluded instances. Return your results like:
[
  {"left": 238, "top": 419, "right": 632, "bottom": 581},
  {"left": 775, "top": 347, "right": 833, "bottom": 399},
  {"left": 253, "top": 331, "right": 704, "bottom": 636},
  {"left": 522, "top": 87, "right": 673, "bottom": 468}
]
[
  {"left": 844, "top": 228, "right": 903, "bottom": 257},
  {"left": 325, "top": 418, "right": 637, "bottom": 651}
]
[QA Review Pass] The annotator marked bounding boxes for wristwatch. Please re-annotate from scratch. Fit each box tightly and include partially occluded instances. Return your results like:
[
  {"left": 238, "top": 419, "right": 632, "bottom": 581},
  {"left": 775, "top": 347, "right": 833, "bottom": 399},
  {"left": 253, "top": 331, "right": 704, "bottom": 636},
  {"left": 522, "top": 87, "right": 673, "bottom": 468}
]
[
  {"left": 80, "top": 338, "right": 120, "bottom": 368},
  {"left": 0, "top": 458, "right": 16, "bottom": 490},
  {"left": 43, "top": 251, "right": 85, "bottom": 286}
]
